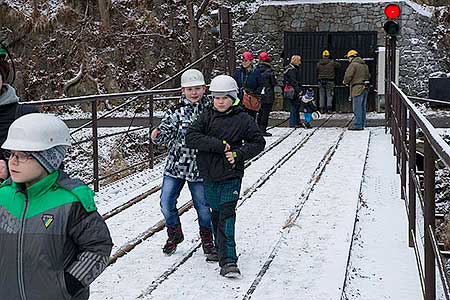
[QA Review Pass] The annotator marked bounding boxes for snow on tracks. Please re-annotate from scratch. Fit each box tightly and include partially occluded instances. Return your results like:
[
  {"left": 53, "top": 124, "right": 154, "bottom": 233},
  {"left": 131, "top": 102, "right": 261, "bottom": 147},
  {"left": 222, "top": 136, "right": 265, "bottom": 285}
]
[
  {"left": 142, "top": 128, "right": 348, "bottom": 299},
  {"left": 89, "top": 127, "right": 310, "bottom": 299}
]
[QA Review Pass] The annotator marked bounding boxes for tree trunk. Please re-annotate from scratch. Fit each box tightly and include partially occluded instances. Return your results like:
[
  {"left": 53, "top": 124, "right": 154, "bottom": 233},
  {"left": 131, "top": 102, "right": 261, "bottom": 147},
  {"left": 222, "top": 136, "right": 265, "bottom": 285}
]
[
  {"left": 186, "top": 0, "right": 200, "bottom": 62},
  {"left": 32, "top": 0, "right": 40, "bottom": 20},
  {"left": 98, "top": 0, "right": 111, "bottom": 30}
]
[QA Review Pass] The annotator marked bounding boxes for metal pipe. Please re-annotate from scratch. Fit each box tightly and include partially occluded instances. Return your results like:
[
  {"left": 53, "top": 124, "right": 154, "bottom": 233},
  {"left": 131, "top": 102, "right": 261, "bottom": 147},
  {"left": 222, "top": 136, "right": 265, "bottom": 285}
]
[
  {"left": 424, "top": 139, "right": 436, "bottom": 300},
  {"left": 149, "top": 95, "right": 154, "bottom": 169},
  {"left": 392, "top": 84, "right": 450, "bottom": 170},
  {"left": 92, "top": 100, "right": 99, "bottom": 192},
  {"left": 429, "top": 228, "right": 450, "bottom": 299},
  {"left": 401, "top": 100, "right": 407, "bottom": 199},
  {"left": 408, "top": 116, "right": 417, "bottom": 247},
  {"left": 409, "top": 96, "right": 450, "bottom": 106}
]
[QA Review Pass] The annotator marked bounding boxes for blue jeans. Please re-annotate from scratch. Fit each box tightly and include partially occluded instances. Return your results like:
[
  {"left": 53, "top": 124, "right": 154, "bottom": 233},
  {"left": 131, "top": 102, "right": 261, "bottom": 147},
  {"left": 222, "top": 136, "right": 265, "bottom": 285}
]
[
  {"left": 160, "top": 175, "right": 212, "bottom": 230},
  {"left": 287, "top": 97, "right": 301, "bottom": 127},
  {"left": 352, "top": 90, "right": 368, "bottom": 129}
]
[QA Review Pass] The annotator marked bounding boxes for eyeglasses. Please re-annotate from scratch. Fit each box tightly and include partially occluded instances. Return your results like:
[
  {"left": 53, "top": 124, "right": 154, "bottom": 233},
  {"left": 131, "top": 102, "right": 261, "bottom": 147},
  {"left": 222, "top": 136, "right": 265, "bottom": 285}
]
[{"left": 4, "top": 150, "right": 32, "bottom": 163}]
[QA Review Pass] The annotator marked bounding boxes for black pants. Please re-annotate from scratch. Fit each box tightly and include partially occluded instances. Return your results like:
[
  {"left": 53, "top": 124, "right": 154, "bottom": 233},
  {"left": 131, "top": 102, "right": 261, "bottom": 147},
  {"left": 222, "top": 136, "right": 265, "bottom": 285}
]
[
  {"left": 257, "top": 103, "right": 273, "bottom": 132},
  {"left": 204, "top": 178, "right": 242, "bottom": 267}
]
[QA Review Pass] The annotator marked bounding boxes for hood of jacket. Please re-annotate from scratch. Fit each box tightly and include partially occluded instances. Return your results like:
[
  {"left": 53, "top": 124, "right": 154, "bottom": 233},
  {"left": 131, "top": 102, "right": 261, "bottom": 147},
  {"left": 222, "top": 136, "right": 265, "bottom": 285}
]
[{"left": 0, "top": 84, "right": 19, "bottom": 106}]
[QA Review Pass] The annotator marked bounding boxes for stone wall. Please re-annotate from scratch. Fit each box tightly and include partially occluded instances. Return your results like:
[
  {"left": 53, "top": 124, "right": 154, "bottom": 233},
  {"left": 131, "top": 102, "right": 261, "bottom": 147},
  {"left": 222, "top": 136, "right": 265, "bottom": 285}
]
[{"left": 237, "top": 1, "right": 448, "bottom": 97}]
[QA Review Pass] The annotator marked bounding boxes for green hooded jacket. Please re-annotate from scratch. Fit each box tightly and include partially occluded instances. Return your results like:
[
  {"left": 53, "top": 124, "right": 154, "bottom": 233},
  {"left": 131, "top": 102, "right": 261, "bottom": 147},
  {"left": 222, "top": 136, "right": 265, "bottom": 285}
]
[{"left": 0, "top": 170, "right": 113, "bottom": 300}]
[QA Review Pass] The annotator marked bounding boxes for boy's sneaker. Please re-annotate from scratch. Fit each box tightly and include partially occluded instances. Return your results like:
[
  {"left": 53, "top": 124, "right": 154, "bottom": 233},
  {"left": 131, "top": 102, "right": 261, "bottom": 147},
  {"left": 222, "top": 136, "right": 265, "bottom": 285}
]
[
  {"left": 220, "top": 263, "right": 241, "bottom": 278},
  {"left": 163, "top": 225, "right": 184, "bottom": 255},
  {"left": 205, "top": 250, "right": 219, "bottom": 263},
  {"left": 199, "top": 228, "right": 215, "bottom": 254},
  {"left": 303, "top": 122, "right": 311, "bottom": 129}
]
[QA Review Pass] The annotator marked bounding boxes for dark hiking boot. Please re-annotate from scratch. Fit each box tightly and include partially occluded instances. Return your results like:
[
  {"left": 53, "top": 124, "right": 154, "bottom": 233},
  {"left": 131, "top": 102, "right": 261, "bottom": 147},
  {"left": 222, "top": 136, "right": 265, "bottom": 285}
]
[
  {"left": 348, "top": 126, "right": 363, "bottom": 131},
  {"left": 163, "top": 225, "right": 184, "bottom": 255},
  {"left": 262, "top": 131, "right": 272, "bottom": 137},
  {"left": 220, "top": 263, "right": 241, "bottom": 278},
  {"left": 200, "top": 228, "right": 215, "bottom": 255},
  {"left": 205, "top": 250, "right": 219, "bottom": 263}
]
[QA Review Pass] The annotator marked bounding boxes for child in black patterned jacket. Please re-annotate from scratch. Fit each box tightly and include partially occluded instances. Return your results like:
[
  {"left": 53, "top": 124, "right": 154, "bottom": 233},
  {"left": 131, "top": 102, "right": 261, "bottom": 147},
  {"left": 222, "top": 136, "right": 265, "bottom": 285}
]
[{"left": 151, "top": 69, "right": 214, "bottom": 256}]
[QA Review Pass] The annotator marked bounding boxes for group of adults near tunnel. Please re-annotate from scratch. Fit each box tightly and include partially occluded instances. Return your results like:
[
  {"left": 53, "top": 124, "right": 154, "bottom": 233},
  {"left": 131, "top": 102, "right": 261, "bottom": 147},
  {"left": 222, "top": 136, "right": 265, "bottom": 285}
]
[{"left": 233, "top": 48, "right": 371, "bottom": 131}]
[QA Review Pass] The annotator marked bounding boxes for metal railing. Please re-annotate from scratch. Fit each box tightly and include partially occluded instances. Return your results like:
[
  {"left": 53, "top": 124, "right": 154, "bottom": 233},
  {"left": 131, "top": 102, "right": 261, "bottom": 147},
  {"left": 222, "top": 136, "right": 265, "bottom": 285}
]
[
  {"left": 388, "top": 82, "right": 450, "bottom": 300},
  {"left": 20, "top": 43, "right": 230, "bottom": 191}
]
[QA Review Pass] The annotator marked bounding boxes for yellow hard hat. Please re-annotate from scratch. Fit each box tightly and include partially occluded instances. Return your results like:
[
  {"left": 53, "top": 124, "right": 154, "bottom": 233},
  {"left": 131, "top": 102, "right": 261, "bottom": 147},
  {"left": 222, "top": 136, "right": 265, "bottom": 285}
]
[
  {"left": 322, "top": 50, "right": 330, "bottom": 57},
  {"left": 345, "top": 49, "right": 358, "bottom": 58}
]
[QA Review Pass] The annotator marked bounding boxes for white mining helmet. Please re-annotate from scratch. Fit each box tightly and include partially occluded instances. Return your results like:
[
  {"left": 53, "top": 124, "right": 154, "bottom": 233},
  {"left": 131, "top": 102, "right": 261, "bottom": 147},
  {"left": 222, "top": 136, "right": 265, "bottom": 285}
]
[
  {"left": 180, "top": 69, "right": 206, "bottom": 88},
  {"left": 209, "top": 75, "right": 238, "bottom": 96},
  {"left": 2, "top": 113, "right": 71, "bottom": 151}
]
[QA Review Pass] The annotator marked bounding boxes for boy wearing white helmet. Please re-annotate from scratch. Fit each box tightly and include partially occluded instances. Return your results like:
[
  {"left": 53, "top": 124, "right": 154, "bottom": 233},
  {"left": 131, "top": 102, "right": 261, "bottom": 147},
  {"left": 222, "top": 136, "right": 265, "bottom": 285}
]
[
  {"left": 186, "top": 75, "right": 265, "bottom": 278},
  {"left": 151, "top": 69, "right": 214, "bottom": 256},
  {"left": 0, "top": 113, "right": 112, "bottom": 300}
]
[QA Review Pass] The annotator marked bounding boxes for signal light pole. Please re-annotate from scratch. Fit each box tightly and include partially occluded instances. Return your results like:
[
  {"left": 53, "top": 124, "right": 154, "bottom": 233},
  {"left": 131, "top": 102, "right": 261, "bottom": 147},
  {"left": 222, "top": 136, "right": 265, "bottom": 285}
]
[{"left": 384, "top": 3, "right": 400, "bottom": 131}]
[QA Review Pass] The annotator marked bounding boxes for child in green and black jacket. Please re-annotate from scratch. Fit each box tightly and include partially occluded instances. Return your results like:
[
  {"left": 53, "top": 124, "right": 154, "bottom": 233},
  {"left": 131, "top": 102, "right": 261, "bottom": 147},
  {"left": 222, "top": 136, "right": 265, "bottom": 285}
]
[
  {"left": 186, "top": 75, "right": 265, "bottom": 278},
  {"left": 0, "top": 113, "right": 112, "bottom": 300}
]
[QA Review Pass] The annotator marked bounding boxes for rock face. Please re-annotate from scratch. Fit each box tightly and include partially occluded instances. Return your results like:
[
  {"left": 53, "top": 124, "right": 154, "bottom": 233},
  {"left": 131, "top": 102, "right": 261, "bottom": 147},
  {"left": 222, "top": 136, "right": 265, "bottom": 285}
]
[{"left": 237, "top": 1, "right": 449, "bottom": 98}]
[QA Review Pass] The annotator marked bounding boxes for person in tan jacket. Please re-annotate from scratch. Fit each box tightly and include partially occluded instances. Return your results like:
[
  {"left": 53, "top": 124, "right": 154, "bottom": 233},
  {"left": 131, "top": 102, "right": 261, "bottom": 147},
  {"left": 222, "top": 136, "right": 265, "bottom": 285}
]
[{"left": 343, "top": 49, "right": 370, "bottom": 130}]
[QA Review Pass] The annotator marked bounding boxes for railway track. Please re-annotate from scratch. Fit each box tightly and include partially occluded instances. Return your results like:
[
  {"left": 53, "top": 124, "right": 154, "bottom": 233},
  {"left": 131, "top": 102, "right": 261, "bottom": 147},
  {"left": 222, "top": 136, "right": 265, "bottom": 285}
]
[
  {"left": 100, "top": 125, "right": 299, "bottom": 221},
  {"left": 132, "top": 116, "right": 349, "bottom": 298},
  {"left": 106, "top": 125, "right": 306, "bottom": 264}
]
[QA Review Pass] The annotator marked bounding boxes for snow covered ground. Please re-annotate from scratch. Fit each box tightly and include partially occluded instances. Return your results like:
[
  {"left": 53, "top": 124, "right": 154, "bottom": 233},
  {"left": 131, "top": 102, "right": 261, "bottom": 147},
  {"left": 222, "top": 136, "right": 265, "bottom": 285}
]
[
  {"left": 343, "top": 128, "right": 421, "bottom": 299},
  {"left": 88, "top": 125, "right": 423, "bottom": 300}
]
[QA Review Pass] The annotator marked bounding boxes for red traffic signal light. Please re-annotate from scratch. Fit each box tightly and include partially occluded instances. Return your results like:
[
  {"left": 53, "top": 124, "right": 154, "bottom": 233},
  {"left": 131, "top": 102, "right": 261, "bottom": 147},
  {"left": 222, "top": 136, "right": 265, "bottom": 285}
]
[{"left": 384, "top": 4, "right": 401, "bottom": 19}]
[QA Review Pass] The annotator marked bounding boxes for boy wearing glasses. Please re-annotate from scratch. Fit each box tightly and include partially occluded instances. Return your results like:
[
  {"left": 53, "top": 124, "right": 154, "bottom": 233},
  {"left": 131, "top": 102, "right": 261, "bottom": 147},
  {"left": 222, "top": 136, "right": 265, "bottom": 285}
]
[{"left": 0, "top": 113, "right": 112, "bottom": 299}]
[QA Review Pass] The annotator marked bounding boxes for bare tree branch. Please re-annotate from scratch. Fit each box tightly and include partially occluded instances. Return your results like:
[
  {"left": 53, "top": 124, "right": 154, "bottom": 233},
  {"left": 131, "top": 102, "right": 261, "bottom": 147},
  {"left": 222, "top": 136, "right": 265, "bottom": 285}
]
[{"left": 195, "top": 0, "right": 210, "bottom": 23}]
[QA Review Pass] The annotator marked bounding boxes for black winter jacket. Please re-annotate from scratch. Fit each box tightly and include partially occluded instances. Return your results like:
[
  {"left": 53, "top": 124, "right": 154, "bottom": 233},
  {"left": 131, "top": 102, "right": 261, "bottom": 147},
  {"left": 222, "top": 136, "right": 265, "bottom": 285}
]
[
  {"left": 283, "top": 64, "right": 303, "bottom": 95},
  {"left": 186, "top": 105, "right": 266, "bottom": 182},
  {"left": 233, "top": 66, "right": 263, "bottom": 97},
  {"left": 256, "top": 62, "right": 277, "bottom": 105}
]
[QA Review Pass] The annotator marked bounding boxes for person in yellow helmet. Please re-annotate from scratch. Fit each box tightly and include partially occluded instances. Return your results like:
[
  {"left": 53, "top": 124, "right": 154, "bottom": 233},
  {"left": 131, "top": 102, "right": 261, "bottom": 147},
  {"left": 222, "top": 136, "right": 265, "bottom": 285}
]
[
  {"left": 316, "top": 50, "right": 340, "bottom": 113},
  {"left": 343, "top": 49, "right": 370, "bottom": 130}
]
